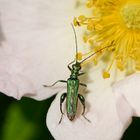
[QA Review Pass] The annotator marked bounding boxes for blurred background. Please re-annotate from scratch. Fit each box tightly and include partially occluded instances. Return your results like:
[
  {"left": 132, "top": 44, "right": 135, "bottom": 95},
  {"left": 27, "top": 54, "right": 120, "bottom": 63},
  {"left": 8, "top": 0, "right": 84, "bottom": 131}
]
[
  {"left": 0, "top": 93, "right": 55, "bottom": 140},
  {"left": 0, "top": 93, "right": 140, "bottom": 140}
]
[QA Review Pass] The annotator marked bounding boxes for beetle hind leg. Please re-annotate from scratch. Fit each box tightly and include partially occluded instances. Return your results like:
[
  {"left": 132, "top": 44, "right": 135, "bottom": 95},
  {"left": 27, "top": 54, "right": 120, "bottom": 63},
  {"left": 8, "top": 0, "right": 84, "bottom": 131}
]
[
  {"left": 78, "top": 94, "right": 91, "bottom": 123},
  {"left": 58, "top": 93, "right": 67, "bottom": 124}
]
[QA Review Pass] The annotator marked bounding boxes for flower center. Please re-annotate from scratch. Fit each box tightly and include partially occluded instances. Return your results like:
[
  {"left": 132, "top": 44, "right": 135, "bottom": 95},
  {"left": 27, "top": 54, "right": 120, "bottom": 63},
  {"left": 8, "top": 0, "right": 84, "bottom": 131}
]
[{"left": 121, "top": 3, "right": 140, "bottom": 29}]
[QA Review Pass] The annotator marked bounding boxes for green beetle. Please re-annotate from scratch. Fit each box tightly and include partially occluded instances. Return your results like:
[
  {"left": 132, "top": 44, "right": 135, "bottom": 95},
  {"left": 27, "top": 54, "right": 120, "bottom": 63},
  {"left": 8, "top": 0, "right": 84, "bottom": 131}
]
[{"left": 44, "top": 24, "right": 115, "bottom": 124}]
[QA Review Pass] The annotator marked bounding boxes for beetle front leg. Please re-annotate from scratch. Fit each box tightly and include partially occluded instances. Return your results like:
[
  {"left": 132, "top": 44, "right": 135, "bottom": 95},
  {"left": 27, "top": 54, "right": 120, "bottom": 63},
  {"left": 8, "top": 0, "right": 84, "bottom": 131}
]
[
  {"left": 78, "top": 94, "right": 91, "bottom": 123},
  {"left": 80, "top": 83, "right": 87, "bottom": 88},
  {"left": 67, "top": 60, "right": 75, "bottom": 71},
  {"left": 67, "top": 64, "right": 72, "bottom": 71},
  {"left": 43, "top": 80, "right": 67, "bottom": 87},
  {"left": 78, "top": 72, "right": 85, "bottom": 76},
  {"left": 59, "top": 93, "right": 67, "bottom": 124}
]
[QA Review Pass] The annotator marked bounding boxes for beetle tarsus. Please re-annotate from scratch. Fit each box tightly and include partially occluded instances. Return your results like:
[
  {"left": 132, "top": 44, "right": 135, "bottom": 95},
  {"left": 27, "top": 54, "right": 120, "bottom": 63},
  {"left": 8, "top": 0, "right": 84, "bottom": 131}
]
[
  {"left": 58, "top": 113, "right": 64, "bottom": 124},
  {"left": 82, "top": 115, "right": 91, "bottom": 123}
]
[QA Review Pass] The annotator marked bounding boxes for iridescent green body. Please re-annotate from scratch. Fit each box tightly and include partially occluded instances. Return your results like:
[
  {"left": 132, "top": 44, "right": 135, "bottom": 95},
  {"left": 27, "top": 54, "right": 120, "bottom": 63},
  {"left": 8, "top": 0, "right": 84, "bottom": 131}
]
[
  {"left": 57, "top": 62, "right": 88, "bottom": 123},
  {"left": 66, "top": 68, "right": 80, "bottom": 120}
]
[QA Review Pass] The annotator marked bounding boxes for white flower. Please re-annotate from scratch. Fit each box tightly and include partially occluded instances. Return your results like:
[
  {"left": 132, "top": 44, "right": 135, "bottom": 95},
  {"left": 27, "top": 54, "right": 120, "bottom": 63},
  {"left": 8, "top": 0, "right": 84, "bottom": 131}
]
[
  {"left": 0, "top": 0, "right": 76, "bottom": 100},
  {"left": 0, "top": 0, "right": 140, "bottom": 140}
]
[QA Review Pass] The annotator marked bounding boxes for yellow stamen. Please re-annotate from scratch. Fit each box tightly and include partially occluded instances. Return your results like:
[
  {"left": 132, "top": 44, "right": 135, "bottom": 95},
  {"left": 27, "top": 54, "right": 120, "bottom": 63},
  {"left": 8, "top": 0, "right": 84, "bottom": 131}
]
[
  {"left": 73, "top": 17, "right": 80, "bottom": 26},
  {"left": 76, "top": 52, "right": 83, "bottom": 61},
  {"left": 75, "top": 0, "right": 140, "bottom": 77},
  {"left": 103, "top": 71, "right": 110, "bottom": 79},
  {"left": 78, "top": 15, "right": 86, "bottom": 21}
]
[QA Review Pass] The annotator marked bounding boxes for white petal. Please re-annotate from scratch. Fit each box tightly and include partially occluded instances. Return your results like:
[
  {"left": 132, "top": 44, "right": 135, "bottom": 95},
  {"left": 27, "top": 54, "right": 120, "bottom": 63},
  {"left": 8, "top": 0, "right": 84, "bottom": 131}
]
[
  {"left": 113, "top": 73, "right": 140, "bottom": 117},
  {"left": 0, "top": 0, "right": 80, "bottom": 100},
  {"left": 47, "top": 66, "right": 133, "bottom": 140}
]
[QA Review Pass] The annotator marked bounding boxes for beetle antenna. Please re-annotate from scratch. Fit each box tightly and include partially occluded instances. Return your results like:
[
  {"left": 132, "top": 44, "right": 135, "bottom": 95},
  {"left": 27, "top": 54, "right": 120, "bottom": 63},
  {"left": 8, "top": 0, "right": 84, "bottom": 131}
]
[
  {"left": 71, "top": 23, "right": 78, "bottom": 62},
  {"left": 80, "top": 41, "right": 115, "bottom": 64}
]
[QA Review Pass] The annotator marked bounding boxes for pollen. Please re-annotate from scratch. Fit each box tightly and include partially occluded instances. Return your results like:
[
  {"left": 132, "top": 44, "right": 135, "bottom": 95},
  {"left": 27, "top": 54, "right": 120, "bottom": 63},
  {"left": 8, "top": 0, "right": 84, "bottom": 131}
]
[
  {"left": 76, "top": 52, "right": 83, "bottom": 61},
  {"left": 73, "top": 17, "right": 80, "bottom": 26},
  {"left": 103, "top": 71, "right": 110, "bottom": 79},
  {"left": 75, "top": 0, "right": 140, "bottom": 77}
]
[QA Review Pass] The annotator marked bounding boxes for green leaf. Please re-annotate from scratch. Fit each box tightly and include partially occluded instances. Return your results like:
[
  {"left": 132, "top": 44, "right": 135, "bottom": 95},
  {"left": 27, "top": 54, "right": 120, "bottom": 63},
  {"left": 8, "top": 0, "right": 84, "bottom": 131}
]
[{"left": 1, "top": 104, "right": 36, "bottom": 140}]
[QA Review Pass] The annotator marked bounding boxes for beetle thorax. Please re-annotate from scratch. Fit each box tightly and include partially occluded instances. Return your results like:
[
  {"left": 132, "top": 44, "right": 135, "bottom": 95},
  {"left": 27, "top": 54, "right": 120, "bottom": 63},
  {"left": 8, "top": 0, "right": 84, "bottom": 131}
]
[{"left": 70, "top": 63, "right": 81, "bottom": 79}]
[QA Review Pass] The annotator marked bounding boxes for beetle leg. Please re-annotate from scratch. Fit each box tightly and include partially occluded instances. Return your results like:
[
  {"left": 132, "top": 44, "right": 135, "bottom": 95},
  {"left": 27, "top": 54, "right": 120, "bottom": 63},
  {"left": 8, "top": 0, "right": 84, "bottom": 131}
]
[
  {"left": 67, "top": 60, "right": 75, "bottom": 71},
  {"left": 78, "top": 94, "right": 91, "bottom": 123},
  {"left": 59, "top": 93, "right": 67, "bottom": 124},
  {"left": 80, "top": 83, "right": 87, "bottom": 88},
  {"left": 67, "top": 64, "right": 72, "bottom": 71},
  {"left": 78, "top": 94, "right": 85, "bottom": 114},
  {"left": 43, "top": 80, "right": 67, "bottom": 87},
  {"left": 78, "top": 72, "right": 85, "bottom": 76}
]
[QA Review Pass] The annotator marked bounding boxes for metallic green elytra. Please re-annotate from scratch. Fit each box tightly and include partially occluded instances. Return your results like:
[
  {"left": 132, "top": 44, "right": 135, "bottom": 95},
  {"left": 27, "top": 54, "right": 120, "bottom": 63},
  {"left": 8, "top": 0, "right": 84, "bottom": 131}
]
[
  {"left": 67, "top": 78, "right": 79, "bottom": 120},
  {"left": 43, "top": 24, "right": 115, "bottom": 124}
]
